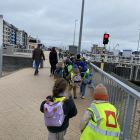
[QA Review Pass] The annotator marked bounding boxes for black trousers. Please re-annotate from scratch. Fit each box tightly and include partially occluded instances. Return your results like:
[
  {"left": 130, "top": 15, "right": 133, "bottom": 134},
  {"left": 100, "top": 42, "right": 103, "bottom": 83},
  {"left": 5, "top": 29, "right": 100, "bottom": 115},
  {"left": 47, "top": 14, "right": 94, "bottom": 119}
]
[{"left": 50, "top": 64, "right": 56, "bottom": 74}]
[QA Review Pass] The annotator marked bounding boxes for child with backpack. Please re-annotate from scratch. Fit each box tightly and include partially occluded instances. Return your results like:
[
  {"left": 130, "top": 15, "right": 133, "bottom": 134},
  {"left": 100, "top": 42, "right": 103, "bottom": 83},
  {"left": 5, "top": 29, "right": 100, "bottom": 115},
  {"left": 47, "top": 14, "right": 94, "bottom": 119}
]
[
  {"left": 54, "top": 62, "right": 65, "bottom": 81},
  {"left": 40, "top": 78, "right": 77, "bottom": 140},
  {"left": 63, "top": 58, "right": 73, "bottom": 80},
  {"left": 68, "top": 64, "right": 82, "bottom": 99}
]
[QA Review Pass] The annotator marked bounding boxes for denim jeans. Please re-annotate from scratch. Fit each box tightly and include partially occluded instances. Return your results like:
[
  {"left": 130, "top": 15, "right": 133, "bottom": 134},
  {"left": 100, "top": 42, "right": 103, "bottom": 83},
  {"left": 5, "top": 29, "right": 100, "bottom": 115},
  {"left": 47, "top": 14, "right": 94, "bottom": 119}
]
[
  {"left": 88, "top": 73, "right": 94, "bottom": 88},
  {"left": 88, "top": 79, "right": 94, "bottom": 88},
  {"left": 35, "top": 60, "right": 40, "bottom": 74},
  {"left": 80, "top": 82, "right": 87, "bottom": 96}
]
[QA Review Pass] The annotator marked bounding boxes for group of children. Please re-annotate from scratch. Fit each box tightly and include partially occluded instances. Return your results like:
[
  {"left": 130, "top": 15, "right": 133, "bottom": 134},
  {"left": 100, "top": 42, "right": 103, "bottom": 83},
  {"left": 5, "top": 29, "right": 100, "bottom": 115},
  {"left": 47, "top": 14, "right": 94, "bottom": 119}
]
[
  {"left": 40, "top": 80, "right": 120, "bottom": 140},
  {"left": 53, "top": 54, "right": 94, "bottom": 99},
  {"left": 40, "top": 54, "right": 120, "bottom": 140}
]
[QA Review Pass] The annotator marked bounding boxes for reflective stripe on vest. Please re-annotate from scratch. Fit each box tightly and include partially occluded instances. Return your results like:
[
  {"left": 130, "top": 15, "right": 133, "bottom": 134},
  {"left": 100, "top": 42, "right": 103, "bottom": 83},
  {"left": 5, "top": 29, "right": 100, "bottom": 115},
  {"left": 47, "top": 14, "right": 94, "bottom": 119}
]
[
  {"left": 90, "top": 104, "right": 101, "bottom": 123},
  {"left": 88, "top": 121, "right": 120, "bottom": 137},
  {"left": 71, "top": 72, "right": 74, "bottom": 80}
]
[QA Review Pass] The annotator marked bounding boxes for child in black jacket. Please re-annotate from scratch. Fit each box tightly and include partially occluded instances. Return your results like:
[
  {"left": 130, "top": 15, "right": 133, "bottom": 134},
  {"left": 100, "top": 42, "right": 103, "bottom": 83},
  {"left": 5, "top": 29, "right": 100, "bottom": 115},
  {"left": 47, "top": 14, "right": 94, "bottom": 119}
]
[{"left": 40, "top": 78, "right": 77, "bottom": 140}]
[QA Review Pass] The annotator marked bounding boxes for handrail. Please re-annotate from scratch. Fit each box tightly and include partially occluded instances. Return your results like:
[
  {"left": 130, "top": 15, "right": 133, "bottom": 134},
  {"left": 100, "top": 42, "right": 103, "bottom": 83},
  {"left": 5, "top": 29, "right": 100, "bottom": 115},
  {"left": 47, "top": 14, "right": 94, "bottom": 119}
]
[
  {"left": 90, "top": 63, "right": 140, "bottom": 99},
  {"left": 90, "top": 62, "right": 140, "bottom": 140}
]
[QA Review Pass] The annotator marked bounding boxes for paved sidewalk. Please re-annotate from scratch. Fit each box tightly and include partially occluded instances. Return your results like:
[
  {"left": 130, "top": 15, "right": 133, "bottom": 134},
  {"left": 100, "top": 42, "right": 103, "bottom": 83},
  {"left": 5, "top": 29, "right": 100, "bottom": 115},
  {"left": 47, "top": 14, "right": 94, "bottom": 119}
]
[{"left": 0, "top": 52, "right": 92, "bottom": 140}]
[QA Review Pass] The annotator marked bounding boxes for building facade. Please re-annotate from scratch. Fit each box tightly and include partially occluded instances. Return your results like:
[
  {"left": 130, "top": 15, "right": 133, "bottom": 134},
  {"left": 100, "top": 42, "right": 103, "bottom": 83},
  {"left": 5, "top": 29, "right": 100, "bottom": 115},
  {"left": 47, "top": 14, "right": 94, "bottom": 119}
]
[
  {"left": 1, "top": 15, "right": 28, "bottom": 49},
  {"left": 0, "top": 15, "right": 43, "bottom": 50},
  {"left": 16, "top": 30, "right": 28, "bottom": 48},
  {"left": 91, "top": 44, "right": 105, "bottom": 54},
  {"left": 3, "top": 21, "right": 18, "bottom": 47}
]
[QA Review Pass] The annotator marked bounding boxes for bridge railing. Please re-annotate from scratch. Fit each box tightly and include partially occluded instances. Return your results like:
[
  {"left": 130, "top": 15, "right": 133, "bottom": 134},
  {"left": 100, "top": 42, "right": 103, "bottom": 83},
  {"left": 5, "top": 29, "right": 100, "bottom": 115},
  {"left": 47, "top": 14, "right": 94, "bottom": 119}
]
[
  {"left": 86, "top": 53, "right": 140, "bottom": 64},
  {"left": 90, "top": 62, "right": 140, "bottom": 140},
  {"left": 14, "top": 48, "right": 33, "bottom": 54}
]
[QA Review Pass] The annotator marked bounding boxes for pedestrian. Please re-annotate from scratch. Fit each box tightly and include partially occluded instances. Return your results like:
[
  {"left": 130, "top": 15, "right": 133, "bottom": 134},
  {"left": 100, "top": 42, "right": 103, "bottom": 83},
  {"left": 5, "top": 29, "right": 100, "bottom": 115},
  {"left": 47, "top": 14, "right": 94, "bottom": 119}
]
[
  {"left": 68, "top": 64, "right": 81, "bottom": 99},
  {"left": 54, "top": 62, "right": 65, "bottom": 81},
  {"left": 40, "top": 78, "right": 77, "bottom": 140},
  {"left": 75, "top": 54, "right": 81, "bottom": 67},
  {"left": 49, "top": 47, "right": 58, "bottom": 76},
  {"left": 80, "top": 84, "right": 120, "bottom": 140},
  {"left": 32, "top": 44, "right": 45, "bottom": 75},
  {"left": 64, "top": 58, "right": 73, "bottom": 80},
  {"left": 79, "top": 58, "right": 94, "bottom": 90},
  {"left": 80, "top": 65, "right": 90, "bottom": 99}
]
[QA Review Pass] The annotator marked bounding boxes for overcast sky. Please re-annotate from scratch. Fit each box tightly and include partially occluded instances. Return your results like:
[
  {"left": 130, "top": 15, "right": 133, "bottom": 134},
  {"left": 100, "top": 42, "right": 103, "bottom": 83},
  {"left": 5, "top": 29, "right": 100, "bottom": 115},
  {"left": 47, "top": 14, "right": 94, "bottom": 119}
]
[{"left": 0, "top": 0, "right": 140, "bottom": 51}]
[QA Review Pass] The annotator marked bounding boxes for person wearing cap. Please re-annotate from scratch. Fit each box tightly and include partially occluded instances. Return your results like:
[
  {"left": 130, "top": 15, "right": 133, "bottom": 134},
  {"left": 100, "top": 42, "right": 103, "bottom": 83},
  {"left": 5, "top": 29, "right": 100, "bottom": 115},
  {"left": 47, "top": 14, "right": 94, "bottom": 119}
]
[{"left": 80, "top": 84, "right": 120, "bottom": 140}]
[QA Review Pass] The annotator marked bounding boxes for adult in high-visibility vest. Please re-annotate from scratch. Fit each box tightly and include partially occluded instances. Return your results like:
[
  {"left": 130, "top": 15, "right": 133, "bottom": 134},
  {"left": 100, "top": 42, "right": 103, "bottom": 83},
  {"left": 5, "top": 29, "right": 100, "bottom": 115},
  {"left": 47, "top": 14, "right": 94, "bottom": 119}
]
[{"left": 80, "top": 84, "right": 120, "bottom": 140}]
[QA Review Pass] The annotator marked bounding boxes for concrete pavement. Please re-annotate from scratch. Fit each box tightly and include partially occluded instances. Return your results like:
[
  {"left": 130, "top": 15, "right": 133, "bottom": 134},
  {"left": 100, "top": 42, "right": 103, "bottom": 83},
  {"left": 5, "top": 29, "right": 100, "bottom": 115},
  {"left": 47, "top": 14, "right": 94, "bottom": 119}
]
[{"left": 0, "top": 51, "right": 92, "bottom": 140}]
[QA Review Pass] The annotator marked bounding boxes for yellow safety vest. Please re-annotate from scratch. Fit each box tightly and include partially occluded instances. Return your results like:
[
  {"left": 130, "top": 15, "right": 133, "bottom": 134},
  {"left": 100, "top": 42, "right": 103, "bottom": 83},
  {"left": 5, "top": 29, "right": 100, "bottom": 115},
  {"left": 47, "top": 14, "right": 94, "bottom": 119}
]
[
  {"left": 80, "top": 102, "right": 120, "bottom": 140},
  {"left": 67, "top": 64, "right": 72, "bottom": 73},
  {"left": 84, "top": 68, "right": 90, "bottom": 79},
  {"left": 53, "top": 97, "right": 66, "bottom": 103}
]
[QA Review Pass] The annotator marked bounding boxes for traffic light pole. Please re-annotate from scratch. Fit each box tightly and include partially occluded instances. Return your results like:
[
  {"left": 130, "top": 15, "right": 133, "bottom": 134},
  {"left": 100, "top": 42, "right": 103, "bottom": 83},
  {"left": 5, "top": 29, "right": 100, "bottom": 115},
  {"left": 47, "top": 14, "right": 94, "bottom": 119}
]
[{"left": 78, "top": 0, "right": 85, "bottom": 53}]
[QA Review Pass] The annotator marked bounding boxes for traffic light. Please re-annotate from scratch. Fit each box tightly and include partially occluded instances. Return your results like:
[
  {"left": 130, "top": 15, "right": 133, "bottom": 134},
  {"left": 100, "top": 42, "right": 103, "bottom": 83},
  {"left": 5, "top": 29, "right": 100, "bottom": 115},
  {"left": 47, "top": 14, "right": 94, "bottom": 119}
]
[{"left": 103, "top": 33, "right": 109, "bottom": 45}]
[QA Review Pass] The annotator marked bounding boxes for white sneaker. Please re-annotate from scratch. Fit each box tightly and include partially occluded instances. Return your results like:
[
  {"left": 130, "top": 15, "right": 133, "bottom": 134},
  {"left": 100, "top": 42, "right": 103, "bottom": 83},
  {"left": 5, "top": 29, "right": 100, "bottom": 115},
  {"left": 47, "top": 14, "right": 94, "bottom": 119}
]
[{"left": 81, "top": 96, "right": 85, "bottom": 99}]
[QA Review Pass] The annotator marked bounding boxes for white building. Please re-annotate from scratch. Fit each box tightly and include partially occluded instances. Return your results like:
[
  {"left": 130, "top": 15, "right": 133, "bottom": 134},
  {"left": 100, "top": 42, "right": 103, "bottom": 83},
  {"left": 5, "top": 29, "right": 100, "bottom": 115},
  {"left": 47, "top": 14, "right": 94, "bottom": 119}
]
[
  {"left": 0, "top": 15, "right": 28, "bottom": 48},
  {"left": 16, "top": 30, "right": 28, "bottom": 48}
]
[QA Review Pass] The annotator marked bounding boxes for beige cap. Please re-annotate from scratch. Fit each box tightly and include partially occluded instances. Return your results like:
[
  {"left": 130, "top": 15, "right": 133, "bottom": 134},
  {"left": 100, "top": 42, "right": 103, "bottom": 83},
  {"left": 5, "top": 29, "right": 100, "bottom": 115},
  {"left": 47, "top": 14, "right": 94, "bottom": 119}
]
[{"left": 93, "top": 84, "right": 109, "bottom": 100}]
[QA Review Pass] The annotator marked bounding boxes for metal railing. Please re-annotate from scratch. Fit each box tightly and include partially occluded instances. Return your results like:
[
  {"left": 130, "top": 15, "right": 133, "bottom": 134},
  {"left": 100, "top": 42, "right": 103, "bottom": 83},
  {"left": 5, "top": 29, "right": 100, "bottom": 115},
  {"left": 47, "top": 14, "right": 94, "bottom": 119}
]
[
  {"left": 14, "top": 48, "right": 33, "bottom": 53},
  {"left": 86, "top": 53, "right": 140, "bottom": 65},
  {"left": 89, "top": 62, "right": 140, "bottom": 140}
]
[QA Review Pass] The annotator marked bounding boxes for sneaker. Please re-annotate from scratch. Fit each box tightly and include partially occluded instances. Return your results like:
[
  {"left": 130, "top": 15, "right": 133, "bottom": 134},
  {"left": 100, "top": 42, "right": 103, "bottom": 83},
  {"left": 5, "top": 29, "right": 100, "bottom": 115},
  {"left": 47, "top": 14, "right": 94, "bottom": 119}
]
[{"left": 81, "top": 96, "right": 85, "bottom": 99}]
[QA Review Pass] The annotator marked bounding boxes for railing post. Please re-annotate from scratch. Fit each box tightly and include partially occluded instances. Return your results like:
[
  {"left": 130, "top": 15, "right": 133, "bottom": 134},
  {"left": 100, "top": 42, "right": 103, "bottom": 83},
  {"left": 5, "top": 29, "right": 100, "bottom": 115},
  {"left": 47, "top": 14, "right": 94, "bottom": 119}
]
[{"left": 122, "top": 95, "right": 135, "bottom": 140}]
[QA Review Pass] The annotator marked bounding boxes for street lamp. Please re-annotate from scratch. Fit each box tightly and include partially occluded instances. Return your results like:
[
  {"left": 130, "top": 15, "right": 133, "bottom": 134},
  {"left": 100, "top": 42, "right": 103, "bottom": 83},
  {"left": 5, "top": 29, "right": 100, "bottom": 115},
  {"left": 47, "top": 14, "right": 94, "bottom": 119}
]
[
  {"left": 73, "top": 20, "right": 78, "bottom": 46},
  {"left": 0, "top": 15, "right": 3, "bottom": 77},
  {"left": 137, "top": 25, "right": 140, "bottom": 52},
  {"left": 78, "top": 0, "right": 85, "bottom": 53}
]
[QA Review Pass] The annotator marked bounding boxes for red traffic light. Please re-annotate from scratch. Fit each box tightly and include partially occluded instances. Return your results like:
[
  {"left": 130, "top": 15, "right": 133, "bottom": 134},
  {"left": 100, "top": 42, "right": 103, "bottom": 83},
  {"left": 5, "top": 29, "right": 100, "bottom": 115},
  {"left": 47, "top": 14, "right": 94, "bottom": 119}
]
[
  {"left": 103, "top": 33, "right": 110, "bottom": 45},
  {"left": 104, "top": 33, "right": 109, "bottom": 39}
]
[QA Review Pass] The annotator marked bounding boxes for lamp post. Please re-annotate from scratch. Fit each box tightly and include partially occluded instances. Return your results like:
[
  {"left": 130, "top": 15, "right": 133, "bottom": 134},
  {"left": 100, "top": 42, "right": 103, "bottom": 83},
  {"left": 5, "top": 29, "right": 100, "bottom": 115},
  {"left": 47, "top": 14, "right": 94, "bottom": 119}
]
[
  {"left": 0, "top": 15, "right": 3, "bottom": 77},
  {"left": 137, "top": 25, "right": 140, "bottom": 52},
  {"left": 73, "top": 19, "right": 78, "bottom": 46},
  {"left": 78, "top": 0, "right": 85, "bottom": 53}
]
